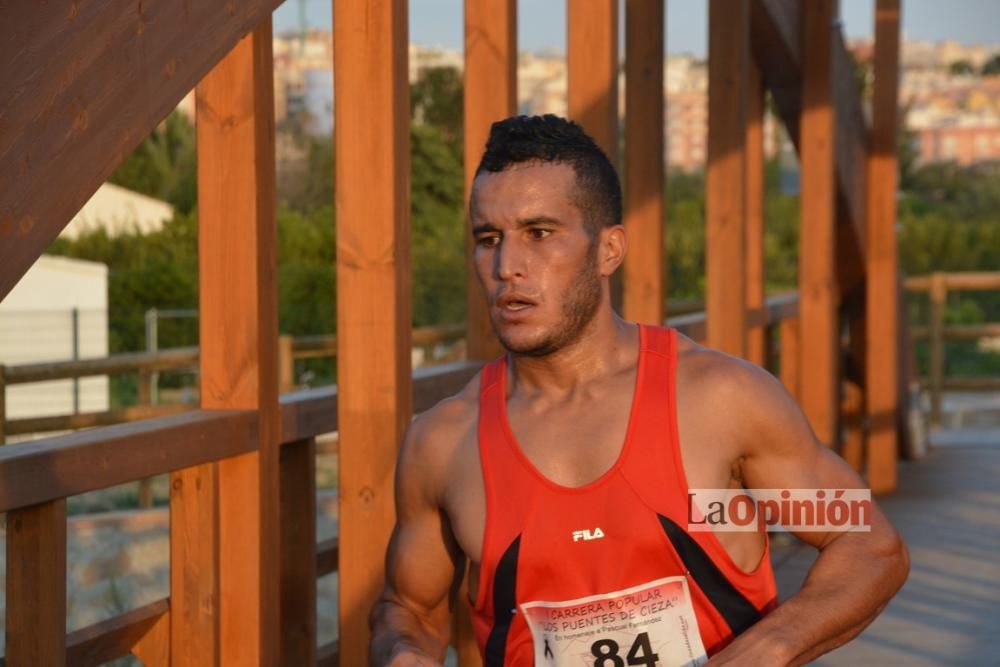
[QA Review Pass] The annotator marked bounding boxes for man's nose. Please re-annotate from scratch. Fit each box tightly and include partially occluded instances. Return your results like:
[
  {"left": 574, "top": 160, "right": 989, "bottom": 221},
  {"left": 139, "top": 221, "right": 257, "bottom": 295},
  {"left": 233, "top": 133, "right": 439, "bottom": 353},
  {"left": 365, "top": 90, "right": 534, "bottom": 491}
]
[{"left": 494, "top": 237, "right": 526, "bottom": 281}]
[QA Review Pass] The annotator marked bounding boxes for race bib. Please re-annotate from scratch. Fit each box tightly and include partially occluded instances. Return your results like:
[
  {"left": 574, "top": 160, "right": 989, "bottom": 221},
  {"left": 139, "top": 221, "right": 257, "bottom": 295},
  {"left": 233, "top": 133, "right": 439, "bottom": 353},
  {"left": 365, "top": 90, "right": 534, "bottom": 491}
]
[{"left": 520, "top": 576, "right": 708, "bottom": 667}]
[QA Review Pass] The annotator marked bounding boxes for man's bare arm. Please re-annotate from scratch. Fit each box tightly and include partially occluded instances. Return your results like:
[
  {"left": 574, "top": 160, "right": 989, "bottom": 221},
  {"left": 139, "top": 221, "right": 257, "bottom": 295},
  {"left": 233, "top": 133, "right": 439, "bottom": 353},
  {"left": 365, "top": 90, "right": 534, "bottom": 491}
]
[
  {"left": 699, "top": 355, "right": 910, "bottom": 665},
  {"left": 369, "top": 411, "right": 464, "bottom": 666}
]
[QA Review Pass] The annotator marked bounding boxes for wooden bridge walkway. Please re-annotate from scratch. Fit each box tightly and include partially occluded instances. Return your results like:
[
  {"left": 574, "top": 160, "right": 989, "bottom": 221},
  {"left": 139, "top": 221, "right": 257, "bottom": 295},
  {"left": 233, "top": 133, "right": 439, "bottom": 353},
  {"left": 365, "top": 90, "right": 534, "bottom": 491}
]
[{"left": 773, "top": 430, "right": 1000, "bottom": 666}]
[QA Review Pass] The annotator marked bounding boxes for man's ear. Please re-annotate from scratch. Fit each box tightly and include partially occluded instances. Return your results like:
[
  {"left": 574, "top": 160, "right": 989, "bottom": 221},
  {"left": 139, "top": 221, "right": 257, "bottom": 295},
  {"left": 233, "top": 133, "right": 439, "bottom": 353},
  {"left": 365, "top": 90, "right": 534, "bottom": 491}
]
[{"left": 597, "top": 225, "right": 626, "bottom": 277}]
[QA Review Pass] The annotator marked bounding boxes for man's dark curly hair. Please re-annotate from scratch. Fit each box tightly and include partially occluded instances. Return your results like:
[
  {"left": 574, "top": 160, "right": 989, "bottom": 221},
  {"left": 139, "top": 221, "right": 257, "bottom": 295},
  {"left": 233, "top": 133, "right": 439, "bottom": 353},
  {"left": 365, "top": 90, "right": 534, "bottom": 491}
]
[{"left": 474, "top": 115, "right": 622, "bottom": 237}]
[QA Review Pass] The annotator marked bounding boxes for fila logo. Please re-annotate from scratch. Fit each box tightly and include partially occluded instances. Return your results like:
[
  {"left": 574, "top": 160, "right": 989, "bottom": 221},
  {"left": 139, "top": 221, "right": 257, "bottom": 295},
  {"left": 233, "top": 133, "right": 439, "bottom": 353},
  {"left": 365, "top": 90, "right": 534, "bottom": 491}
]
[{"left": 572, "top": 527, "right": 605, "bottom": 542}]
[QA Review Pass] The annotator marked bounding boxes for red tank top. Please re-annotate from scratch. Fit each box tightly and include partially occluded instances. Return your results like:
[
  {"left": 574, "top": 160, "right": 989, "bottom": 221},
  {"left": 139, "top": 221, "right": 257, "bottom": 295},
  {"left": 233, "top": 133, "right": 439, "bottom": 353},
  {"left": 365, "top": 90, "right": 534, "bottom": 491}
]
[{"left": 470, "top": 325, "right": 777, "bottom": 666}]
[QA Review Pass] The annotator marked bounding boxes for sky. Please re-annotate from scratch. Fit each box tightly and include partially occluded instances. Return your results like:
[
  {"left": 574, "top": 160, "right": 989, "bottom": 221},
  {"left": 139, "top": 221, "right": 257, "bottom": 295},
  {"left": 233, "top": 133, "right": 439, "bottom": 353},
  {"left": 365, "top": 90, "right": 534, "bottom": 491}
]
[{"left": 273, "top": 0, "right": 1000, "bottom": 56}]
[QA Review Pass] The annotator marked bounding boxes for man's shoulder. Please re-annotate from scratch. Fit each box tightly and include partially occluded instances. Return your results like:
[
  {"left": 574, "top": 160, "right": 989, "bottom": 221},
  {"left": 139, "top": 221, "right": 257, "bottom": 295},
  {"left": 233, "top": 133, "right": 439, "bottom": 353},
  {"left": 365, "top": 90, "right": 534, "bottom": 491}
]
[
  {"left": 673, "top": 332, "right": 796, "bottom": 444},
  {"left": 402, "top": 368, "right": 482, "bottom": 468}
]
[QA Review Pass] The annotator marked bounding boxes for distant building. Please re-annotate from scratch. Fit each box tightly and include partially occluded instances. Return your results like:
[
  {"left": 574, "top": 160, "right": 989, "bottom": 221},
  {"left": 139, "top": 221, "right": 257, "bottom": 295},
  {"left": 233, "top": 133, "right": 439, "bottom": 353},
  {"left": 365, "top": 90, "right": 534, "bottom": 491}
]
[
  {"left": 60, "top": 182, "right": 174, "bottom": 240},
  {"left": 0, "top": 256, "right": 110, "bottom": 432}
]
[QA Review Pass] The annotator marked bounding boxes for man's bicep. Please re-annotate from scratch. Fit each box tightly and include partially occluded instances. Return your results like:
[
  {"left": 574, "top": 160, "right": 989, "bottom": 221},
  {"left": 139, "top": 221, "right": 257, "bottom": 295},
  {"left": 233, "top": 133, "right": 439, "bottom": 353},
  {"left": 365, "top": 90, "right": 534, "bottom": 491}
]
[
  {"left": 738, "top": 370, "right": 883, "bottom": 546},
  {"left": 381, "top": 423, "right": 461, "bottom": 640}
]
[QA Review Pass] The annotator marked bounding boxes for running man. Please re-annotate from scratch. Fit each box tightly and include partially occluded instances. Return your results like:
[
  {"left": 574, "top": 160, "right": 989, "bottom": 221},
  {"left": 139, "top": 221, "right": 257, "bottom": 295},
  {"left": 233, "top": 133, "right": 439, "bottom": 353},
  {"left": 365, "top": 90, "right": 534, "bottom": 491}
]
[{"left": 369, "top": 115, "right": 909, "bottom": 666}]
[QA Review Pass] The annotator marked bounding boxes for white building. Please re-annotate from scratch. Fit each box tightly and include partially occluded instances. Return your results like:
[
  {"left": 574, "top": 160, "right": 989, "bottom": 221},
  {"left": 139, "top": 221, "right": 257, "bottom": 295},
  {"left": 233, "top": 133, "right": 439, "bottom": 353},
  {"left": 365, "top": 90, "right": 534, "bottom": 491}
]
[
  {"left": 61, "top": 182, "right": 174, "bottom": 240},
  {"left": 0, "top": 256, "right": 110, "bottom": 428}
]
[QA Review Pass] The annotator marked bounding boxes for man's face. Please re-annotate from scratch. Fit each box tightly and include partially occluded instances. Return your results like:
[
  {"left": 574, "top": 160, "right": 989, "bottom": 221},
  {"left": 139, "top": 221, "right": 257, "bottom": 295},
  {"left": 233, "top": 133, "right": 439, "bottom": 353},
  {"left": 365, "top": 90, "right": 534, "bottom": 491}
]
[{"left": 470, "top": 162, "right": 605, "bottom": 356}]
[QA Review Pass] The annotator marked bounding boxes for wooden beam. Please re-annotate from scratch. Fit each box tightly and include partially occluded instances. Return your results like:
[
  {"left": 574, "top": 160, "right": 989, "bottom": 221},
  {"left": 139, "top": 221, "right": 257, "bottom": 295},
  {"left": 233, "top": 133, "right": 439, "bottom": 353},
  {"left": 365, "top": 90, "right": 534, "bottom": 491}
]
[
  {"left": 780, "top": 317, "right": 801, "bottom": 401},
  {"left": 866, "top": 0, "right": 901, "bottom": 493},
  {"left": 334, "top": 1, "right": 412, "bottom": 664},
  {"left": 568, "top": 0, "right": 619, "bottom": 161},
  {"left": 464, "top": 0, "right": 516, "bottom": 360},
  {"left": 745, "top": 60, "right": 767, "bottom": 366},
  {"left": 750, "top": 0, "right": 867, "bottom": 293},
  {"left": 170, "top": 461, "right": 219, "bottom": 667},
  {"left": 65, "top": 599, "right": 169, "bottom": 667},
  {"left": 0, "top": 0, "right": 283, "bottom": 302},
  {"left": 0, "top": 409, "right": 256, "bottom": 513},
  {"left": 132, "top": 607, "right": 171, "bottom": 667},
  {"left": 5, "top": 500, "right": 66, "bottom": 666},
  {"left": 280, "top": 438, "right": 318, "bottom": 664},
  {"left": 623, "top": 0, "right": 665, "bottom": 326},
  {"left": 798, "top": 0, "right": 839, "bottom": 447},
  {"left": 195, "top": 17, "right": 281, "bottom": 666},
  {"left": 706, "top": 0, "right": 750, "bottom": 357}
]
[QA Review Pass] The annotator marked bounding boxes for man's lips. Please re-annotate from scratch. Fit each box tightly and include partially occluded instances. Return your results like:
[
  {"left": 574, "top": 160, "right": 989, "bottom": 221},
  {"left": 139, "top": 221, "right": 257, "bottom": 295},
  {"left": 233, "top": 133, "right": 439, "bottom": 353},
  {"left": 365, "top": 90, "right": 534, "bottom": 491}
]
[{"left": 494, "top": 293, "right": 538, "bottom": 321}]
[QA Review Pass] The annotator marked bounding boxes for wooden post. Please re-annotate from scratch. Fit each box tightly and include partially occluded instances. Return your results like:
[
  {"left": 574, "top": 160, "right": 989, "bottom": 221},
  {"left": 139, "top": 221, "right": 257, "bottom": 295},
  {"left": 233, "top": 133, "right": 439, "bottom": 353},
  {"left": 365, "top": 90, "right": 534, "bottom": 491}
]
[
  {"left": 841, "top": 380, "right": 865, "bottom": 472},
  {"left": 780, "top": 317, "right": 801, "bottom": 402},
  {"left": 464, "top": 0, "right": 516, "bottom": 360},
  {"left": 133, "top": 610, "right": 171, "bottom": 666},
  {"left": 568, "top": 0, "right": 619, "bottom": 162},
  {"left": 568, "top": 0, "right": 621, "bottom": 309},
  {"left": 189, "top": 16, "right": 281, "bottom": 666},
  {"left": 0, "top": 364, "right": 6, "bottom": 445},
  {"left": 867, "top": 0, "right": 901, "bottom": 492},
  {"left": 279, "top": 335, "right": 295, "bottom": 394},
  {"left": 334, "top": 1, "right": 412, "bottom": 664},
  {"left": 799, "top": 0, "right": 839, "bottom": 447},
  {"left": 706, "top": 0, "right": 749, "bottom": 356},
  {"left": 929, "top": 272, "right": 946, "bottom": 428},
  {"left": 623, "top": 0, "right": 665, "bottom": 326},
  {"left": 280, "top": 438, "right": 318, "bottom": 665},
  {"left": 5, "top": 500, "right": 67, "bottom": 666},
  {"left": 745, "top": 60, "right": 767, "bottom": 366}
]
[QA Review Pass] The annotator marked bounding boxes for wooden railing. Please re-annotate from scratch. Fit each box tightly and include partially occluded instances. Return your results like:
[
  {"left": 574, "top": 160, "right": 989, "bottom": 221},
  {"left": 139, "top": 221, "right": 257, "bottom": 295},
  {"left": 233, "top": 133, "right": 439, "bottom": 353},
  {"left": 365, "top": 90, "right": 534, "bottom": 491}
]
[
  {"left": 0, "top": 360, "right": 480, "bottom": 666},
  {"left": 904, "top": 271, "right": 1000, "bottom": 426},
  {"left": 0, "top": 325, "right": 465, "bottom": 443}
]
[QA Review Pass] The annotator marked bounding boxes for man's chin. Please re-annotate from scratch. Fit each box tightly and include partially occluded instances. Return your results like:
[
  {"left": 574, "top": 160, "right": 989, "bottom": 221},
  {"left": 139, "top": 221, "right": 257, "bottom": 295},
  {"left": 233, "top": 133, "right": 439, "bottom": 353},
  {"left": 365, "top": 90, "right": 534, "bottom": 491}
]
[{"left": 495, "top": 329, "right": 560, "bottom": 357}]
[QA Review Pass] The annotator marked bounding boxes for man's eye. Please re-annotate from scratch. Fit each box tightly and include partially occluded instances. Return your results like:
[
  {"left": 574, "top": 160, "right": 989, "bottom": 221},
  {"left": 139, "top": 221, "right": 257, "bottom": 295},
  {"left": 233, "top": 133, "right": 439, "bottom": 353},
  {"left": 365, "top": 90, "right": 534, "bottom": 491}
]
[
  {"left": 477, "top": 235, "right": 500, "bottom": 247},
  {"left": 529, "top": 228, "right": 551, "bottom": 240}
]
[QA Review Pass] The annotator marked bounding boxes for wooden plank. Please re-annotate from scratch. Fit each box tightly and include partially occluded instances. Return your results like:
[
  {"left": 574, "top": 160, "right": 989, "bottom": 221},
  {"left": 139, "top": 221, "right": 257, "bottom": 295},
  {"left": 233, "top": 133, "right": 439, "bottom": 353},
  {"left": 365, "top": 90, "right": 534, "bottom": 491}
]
[
  {"left": 798, "top": 0, "right": 839, "bottom": 447},
  {"left": 750, "top": 0, "right": 867, "bottom": 293},
  {"left": 280, "top": 438, "right": 318, "bottom": 665},
  {"left": 317, "top": 641, "right": 339, "bottom": 667},
  {"left": 0, "top": 365, "right": 7, "bottom": 445},
  {"left": 464, "top": 0, "right": 515, "bottom": 360},
  {"left": 132, "top": 607, "right": 171, "bottom": 667},
  {"left": 334, "top": 0, "right": 412, "bottom": 664},
  {"left": 706, "top": 0, "right": 749, "bottom": 357},
  {"left": 866, "top": 0, "right": 902, "bottom": 494},
  {"left": 277, "top": 361, "right": 483, "bottom": 444},
  {"left": 5, "top": 403, "right": 189, "bottom": 437},
  {"left": 745, "top": 59, "right": 767, "bottom": 366},
  {"left": 170, "top": 462, "right": 219, "bottom": 667},
  {"left": 928, "top": 273, "right": 946, "bottom": 428},
  {"left": 316, "top": 537, "right": 340, "bottom": 578},
  {"left": 0, "top": 0, "right": 284, "bottom": 302},
  {"left": 841, "top": 380, "right": 864, "bottom": 473},
  {"left": 623, "top": 0, "right": 665, "bottom": 326},
  {"left": 912, "top": 272, "right": 1000, "bottom": 291},
  {"left": 567, "top": 0, "right": 619, "bottom": 161},
  {"left": 196, "top": 16, "right": 281, "bottom": 666},
  {"left": 5, "top": 500, "right": 66, "bottom": 666},
  {"left": 780, "top": 317, "right": 801, "bottom": 401},
  {"left": 0, "top": 409, "right": 257, "bottom": 513},
  {"left": 4, "top": 348, "right": 198, "bottom": 385},
  {"left": 65, "top": 599, "right": 168, "bottom": 667}
]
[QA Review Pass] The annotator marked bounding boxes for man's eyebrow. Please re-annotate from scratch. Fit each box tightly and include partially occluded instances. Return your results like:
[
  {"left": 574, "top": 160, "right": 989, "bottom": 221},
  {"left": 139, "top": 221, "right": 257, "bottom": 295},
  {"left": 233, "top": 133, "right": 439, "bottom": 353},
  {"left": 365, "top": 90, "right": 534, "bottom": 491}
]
[
  {"left": 472, "top": 222, "right": 500, "bottom": 236},
  {"left": 516, "top": 216, "right": 563, "bottom": 228}
]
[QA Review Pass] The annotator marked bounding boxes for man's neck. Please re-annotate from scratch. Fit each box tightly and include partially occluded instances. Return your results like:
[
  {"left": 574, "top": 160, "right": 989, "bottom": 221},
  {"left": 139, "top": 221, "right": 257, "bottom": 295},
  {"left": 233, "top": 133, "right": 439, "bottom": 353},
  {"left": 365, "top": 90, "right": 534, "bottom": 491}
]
[{"left": 507, "top": 307, "right": 639, "bottom": 396}]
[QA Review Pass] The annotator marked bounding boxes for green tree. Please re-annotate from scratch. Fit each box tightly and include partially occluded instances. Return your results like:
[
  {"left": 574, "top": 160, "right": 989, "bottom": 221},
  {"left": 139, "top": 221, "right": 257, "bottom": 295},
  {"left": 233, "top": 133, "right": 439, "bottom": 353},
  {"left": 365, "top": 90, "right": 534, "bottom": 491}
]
[
  {"left": 949, "top": 59, "right": 974, "bottom": 76},
  {"left": 981, "top": 52, "right": 1000, "bottom": 76},
  {"left": 411, "top": 66, "right": 464, "bottom": 150},
  {"left": 109, "top": 112, "right": 197, "bottom": 215}
]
